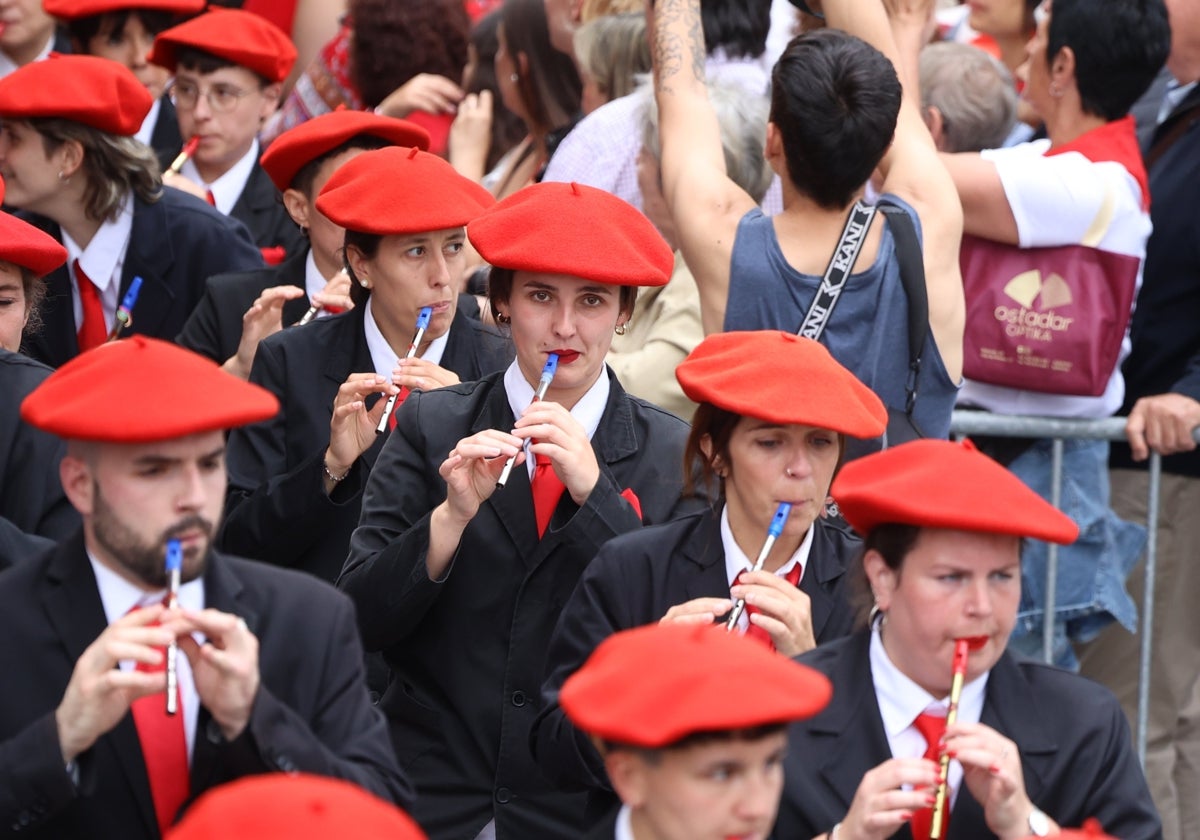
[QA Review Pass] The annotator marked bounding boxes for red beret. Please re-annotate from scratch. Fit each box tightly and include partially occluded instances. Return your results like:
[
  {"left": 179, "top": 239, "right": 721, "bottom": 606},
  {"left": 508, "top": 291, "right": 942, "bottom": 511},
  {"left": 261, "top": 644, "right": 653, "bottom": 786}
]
[
  {"left": 830, "top": 439, "right": 1079, "bottom": 544},
  {"left": 149, "top": 8, "right": 297, "bottom": 83},
  {"left": 42, "top": 0, "right": 203, "bottom": 21},
  {"left": 0, "top": 179, "right": 68, "bottom": 275},
  {"left": 676, "top": 331, "right": 887, "bottom": 439},
  {"left": 561, "top": 623, "right": 832, "bottom": 748},
  {"left": 0, "top": 54, "right": 152, "bottom": 136},
  {"left": 469, "top": 182, "right": 673, "bottom": 286},
  {"left": 260, "top": 111, "right": 432, "bottom": 193},
  {"left": 164, "top": 774, "right": 427, "bottom": 840},
  {"left": 21, "top": 336, "right": 278, "bottom": 442},
  {"left": 316, "top": 146, "right": 495, "bottom": 235}
]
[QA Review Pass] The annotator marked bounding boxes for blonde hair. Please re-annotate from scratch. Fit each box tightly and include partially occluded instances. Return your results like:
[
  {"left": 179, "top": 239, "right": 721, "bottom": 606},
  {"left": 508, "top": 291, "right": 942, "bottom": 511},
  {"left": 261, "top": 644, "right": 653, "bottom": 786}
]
[
  {"left": 574, "top": 13, "right": 650, "bottom": 104},
  {"left": 579, "top": 0, "right": 641, "bottom": 22}
]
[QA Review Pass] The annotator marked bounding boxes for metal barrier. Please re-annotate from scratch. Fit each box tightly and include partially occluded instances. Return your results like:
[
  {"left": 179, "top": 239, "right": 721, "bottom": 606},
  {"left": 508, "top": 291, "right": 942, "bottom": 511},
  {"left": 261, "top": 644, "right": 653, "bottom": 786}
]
[{"left": 948, "top": 410, "right": 1172, "bottom": 766}]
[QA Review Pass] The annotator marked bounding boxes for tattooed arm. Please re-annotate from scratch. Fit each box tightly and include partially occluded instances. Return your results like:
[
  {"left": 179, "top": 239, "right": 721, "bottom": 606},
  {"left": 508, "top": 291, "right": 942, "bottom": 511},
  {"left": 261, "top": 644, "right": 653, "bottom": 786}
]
[{"left": 648, "top": 0, "right": 759, "bottom": 336}]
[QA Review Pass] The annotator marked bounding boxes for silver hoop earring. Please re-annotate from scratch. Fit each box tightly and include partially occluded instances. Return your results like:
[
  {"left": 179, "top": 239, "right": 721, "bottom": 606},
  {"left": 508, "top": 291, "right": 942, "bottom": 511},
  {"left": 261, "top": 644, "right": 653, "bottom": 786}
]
[{"left": 868, "top": 603, "right": 886, "bottom": 628}]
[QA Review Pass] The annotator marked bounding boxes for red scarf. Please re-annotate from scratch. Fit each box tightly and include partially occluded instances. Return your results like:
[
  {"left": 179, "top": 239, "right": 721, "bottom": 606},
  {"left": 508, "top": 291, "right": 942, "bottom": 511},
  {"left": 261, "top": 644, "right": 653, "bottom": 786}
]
[{"left": 1044, "top": 116, "right": 1150, "bottom": 210}]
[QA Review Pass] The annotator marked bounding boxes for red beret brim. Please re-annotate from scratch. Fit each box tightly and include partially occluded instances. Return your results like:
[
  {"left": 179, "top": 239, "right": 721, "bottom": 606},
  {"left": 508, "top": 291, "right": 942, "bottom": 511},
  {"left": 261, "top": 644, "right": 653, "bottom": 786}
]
[
  {"left": 830, "top": 438, "right": 1079, "bottom": 543},
  {"left": 149, "top": 8, "right": 297, "bottom": 83},
  {"left": 469, "top": 182, "right": 673, "bottom": 287},
  {"left": 0, "top": 54, "right": 153, "bottom": 136},
  {"left": 676, "top": 331, "right": 887, "bottom": 438},
  {"left": 561, "top": 623, "right": 832, "bottom": 748},
  {"left": 21, "top": 336, "right": 279, "bottom": 442},
  {"left": 260, "top": 111, "right": 432, "bottom": 193},
  {"left": 315, "top": 146, "right": 495, "bottom": 234}
]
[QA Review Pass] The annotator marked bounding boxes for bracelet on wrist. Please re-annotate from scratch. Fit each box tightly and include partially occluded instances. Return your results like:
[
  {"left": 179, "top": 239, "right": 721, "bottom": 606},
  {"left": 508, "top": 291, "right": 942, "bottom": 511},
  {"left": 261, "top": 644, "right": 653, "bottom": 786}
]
[{"left": 323, "top": 461, "right": 350, "bottom": 482}]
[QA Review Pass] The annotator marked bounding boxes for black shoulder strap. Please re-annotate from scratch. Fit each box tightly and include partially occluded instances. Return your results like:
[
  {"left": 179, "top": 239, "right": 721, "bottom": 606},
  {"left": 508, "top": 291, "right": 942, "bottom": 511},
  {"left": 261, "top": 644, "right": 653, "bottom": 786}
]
[{"left": 877, "top": 200, "right": 927, "bottom": 414}]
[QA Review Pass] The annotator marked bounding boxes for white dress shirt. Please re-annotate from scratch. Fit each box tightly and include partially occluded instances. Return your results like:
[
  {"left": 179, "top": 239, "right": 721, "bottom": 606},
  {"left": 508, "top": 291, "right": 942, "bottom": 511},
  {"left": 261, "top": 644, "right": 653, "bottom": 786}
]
[
  {"left": 362, "top": 297, "right": 449, "bottom": 378},
  {"left": 180, "top": 138, "right": 258, "bottom": 214}
]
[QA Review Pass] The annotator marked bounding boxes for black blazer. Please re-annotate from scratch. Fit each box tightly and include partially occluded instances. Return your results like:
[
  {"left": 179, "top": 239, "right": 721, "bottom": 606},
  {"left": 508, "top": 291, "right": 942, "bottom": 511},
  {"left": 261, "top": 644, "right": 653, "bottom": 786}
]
[
  {"left": 229, "top": 161, "right": 305, "bottom": 264},
  {"left": 0, "top": 351, "right": 78, "bottom": 569},
  {"left": 338, "top": 369, "right": 700, "bottom": 839},
  {"left": 149, "top": 96, "right": 184, "bottom": 174},
  {"left": 19, "top": 187, "right": 263, "bottom": 369},
  {"left": 773, "top": 630, "right": 1163, "bottom": 840},
  {"left": 0, "top": 531, "right": 412, "bottom": 839},
  {"left": 175, "top": 245, "right": 312, "bottom": 364},
  {"left": 532, "top": 507, "right": 859, "bottom": 808},
  {"left": 219, "top": 303, "right": 513, "bottom": 584}
]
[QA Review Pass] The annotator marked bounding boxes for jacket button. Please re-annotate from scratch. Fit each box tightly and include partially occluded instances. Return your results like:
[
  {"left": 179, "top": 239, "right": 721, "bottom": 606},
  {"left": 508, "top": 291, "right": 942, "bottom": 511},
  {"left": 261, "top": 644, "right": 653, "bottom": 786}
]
[
  {"left": 16, "top": 810, "right": 31, "bottom": 827},
  {"left": 495, "top": 788, "right": 511, "bottom": 804},
  {"left": 511, "top": 690, "right": 526, "bottom": 707},
  {"left": 206, "top": 719, "right": 223, "bottom": 744}
]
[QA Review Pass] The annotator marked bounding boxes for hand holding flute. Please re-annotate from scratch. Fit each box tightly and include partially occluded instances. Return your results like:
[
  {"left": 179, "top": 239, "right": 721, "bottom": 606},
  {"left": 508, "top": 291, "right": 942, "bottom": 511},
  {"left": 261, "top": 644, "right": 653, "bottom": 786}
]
[
  {"left": 496, "top": 353, "right": 558, "bottom": 487},
  {"left": 726, "top": 502, "right": 793, "bottom": 631},
  {"left": 376, "top": 306, "right": 433, "bottom": 434},
  {"left": 164, "top": 539, "right": 182, "bottom": 715}
]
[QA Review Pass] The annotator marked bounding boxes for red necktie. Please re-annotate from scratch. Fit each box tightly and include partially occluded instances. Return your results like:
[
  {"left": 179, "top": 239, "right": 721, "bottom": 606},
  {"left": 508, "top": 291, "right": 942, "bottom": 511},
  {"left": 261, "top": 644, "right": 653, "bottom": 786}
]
[
  {"left": 386, "top": 387, "right": 410, "bottom": 431},
  {"left": 911, "top": 711, "right": 949, "bottom": 840},
  {"left": 126, "top": 606, "right": 189, "bottom": 835},
  {"left": 74, "top": 260, "right": 107, "bottom": 352},
  {"left": 737, "top": 563, "right": 803, "bottom": 650},
  {"left": 204, "top": 189, "right": 216, "bottom": 206},
  {"left": 531, "top": 452, "right": 565, "bottom": 537}
]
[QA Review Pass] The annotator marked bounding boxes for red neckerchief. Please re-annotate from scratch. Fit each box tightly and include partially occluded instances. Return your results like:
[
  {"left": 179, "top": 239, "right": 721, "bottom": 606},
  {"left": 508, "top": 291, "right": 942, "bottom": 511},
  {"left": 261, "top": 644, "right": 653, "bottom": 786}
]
[{"left": 1044, "top": 115, "right": 1150, "bottom": 210}]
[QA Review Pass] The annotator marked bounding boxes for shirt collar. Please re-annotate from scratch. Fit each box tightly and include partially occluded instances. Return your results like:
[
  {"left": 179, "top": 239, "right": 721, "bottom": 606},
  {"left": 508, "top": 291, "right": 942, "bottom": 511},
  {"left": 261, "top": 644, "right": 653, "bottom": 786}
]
[
  {"left": 721, "top": 504, "right": 812, "bottom": 587},
  {"left": 304, "top": 248, "right": 326, "bottom": 303},
  {"left": 87, "top": 549, "right": 206, "bottom": 627},
  {"left": 614, "top": 804, "right": 635, "bottom": 840},
  {"left": 870, "top": 621, "right": 988, "bottom": 740},
  {"left": 181, "top": 138, "right": 259, "bottom": 214},
  {"left": 503, "top": 359, "right": 610, "bottom": 478},
  {"left": 63, "top": 199, "right": 135, "bottom": 297},
  {"left": 362, "top": 297, "right": 449, "bottom": 378},
  {"left": 135, "top": 97, "right": 163, "bottom": 148}
]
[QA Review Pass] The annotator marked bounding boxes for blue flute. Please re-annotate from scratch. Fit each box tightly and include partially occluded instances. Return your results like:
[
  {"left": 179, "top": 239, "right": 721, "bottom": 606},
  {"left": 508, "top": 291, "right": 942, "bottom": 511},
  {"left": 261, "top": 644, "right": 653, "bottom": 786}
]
[
  {"left": 106, "top": 276, "right": 143, "bottom": 342},
  {"left": 496, "top": 353, "right": 558, "bottom": 488},
  {"left": 725, "top": 502, "right": 793, "bottom": 631},
  {"left": 164, "top": 538, "right": 182, "bottom": 716},
  {"left": 375, "top": 306, "right": 433, "bottom": 434}
]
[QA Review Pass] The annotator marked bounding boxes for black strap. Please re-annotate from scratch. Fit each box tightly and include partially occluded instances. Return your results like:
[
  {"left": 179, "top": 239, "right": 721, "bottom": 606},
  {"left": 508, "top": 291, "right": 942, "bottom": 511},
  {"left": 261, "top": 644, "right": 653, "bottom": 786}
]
[
  {"left": 798, "top": 201, "right": 877, "bottom": 342},
  {"left": 877, "top": 201, "right": 927, "bottom": 416},
  {"left": 795, "top": 198, "right": 928, "bottom": 422}
]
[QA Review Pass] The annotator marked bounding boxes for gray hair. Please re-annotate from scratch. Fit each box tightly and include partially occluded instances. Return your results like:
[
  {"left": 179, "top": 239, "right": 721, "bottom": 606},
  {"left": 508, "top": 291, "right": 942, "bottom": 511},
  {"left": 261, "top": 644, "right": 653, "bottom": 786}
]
[
  {"left": 919, "top": 41, "right": 1017, "bottom": 153},
  {"left": 639, "top": 79, "right": 772, "bottom": 203}
]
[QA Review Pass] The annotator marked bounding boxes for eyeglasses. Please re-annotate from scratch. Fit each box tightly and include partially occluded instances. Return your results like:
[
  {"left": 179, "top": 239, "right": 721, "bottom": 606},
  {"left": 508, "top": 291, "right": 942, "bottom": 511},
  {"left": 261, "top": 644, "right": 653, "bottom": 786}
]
[{"left": 168, "top": 79, "right": 257, "bottom": 113}]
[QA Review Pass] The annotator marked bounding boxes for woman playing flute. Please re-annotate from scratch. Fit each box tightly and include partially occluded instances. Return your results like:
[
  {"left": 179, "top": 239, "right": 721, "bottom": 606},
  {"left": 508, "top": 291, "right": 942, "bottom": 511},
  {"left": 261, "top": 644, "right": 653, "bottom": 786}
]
[{"left": 776, "top": 439, "right": 1160, "bottom": 840}]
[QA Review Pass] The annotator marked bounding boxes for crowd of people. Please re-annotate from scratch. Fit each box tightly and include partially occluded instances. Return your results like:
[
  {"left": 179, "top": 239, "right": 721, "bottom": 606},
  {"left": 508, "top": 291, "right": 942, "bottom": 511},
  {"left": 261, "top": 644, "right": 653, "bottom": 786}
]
[{"left": 0, "top": 0, "right": 1196, "bottom": 837}]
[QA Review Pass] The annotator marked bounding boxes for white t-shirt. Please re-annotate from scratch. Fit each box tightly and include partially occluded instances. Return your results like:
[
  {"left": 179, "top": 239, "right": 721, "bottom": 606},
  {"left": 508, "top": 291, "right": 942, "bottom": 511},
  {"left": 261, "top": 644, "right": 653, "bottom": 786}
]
[{"left": 958, "top": 138, "right": 1151, "bottom": 418}]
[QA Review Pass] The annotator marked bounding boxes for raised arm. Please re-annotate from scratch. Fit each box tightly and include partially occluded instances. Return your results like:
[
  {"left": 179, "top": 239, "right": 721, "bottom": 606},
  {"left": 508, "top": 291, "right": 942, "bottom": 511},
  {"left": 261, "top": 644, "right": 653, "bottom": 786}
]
[
  {"left": 650, "top": 0, "right": 759, "bottom": 335},
  {"left": 835, "top": 0, "right": 965, "bottom": 382}
]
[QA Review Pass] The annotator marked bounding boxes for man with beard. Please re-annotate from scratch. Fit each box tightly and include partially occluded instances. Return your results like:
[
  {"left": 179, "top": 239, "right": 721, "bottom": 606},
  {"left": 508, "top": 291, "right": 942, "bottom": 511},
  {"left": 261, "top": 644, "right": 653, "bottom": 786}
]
[{"left": 0, "top": 336, "right": 410, "bottom": 839}]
